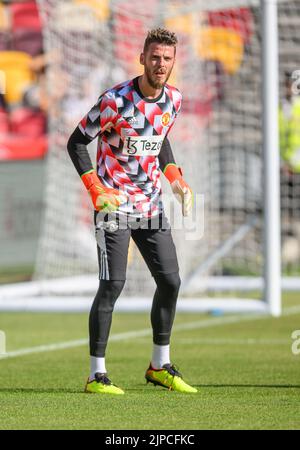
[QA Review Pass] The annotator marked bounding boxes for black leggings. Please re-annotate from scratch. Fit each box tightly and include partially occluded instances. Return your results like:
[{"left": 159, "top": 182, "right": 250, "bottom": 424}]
[{"left": 89, "top": 272, "right": 181, "bottom": 357}]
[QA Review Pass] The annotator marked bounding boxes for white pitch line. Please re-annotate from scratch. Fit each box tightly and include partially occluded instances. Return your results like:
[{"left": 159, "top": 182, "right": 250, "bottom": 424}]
[
  {"left": 147, "top": 338, "right": 291, "bottom": 345},
  {"left": 1, "top": 305, "right": 300, "bottom": 360},
  {"left": 0, "top": 339, "right": 88, "bottom": 359}
]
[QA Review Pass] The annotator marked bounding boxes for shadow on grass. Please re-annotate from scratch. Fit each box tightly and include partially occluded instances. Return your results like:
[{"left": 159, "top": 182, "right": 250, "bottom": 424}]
[
  {"left": 198, "top": 384, "right": 300, "bottom": 389},
  {"left": 1, "top": 384, "right": 300, "bottom": 394},
  {"left": 0, "top": 386, "right": 160, "bottom": 394},
  {"left": 134, "top": 382, "right": 300, "bottom": 389},
  {"left": 0, "top": 388, "right": 82, "bottom": 394}
]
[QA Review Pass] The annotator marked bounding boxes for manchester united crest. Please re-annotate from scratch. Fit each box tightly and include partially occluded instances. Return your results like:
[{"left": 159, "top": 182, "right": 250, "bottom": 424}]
[{"left": 161, "top": 112, "right": 171, "bottom": 126}]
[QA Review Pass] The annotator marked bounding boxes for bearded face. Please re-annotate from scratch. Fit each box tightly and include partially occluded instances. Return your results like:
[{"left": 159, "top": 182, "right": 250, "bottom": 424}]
[{"left": 141, "top": 43, "right": 175, "bottom": 89}]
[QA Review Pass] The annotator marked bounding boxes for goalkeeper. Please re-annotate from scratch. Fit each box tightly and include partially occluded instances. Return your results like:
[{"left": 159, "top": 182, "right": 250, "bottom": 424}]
[{"left": 67, "top": 28, "right": 197, "bottom": 395}]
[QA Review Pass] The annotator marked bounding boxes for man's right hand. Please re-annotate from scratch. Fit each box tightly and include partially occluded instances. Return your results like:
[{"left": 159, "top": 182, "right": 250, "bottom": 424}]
[{"left": 81, "top": 170, "right": 126, "bottom": 212}]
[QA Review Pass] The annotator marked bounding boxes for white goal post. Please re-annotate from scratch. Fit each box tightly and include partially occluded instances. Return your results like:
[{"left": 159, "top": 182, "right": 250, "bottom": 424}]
[{"left": 262, "top": 0, "right": 281, "bottom": 316}]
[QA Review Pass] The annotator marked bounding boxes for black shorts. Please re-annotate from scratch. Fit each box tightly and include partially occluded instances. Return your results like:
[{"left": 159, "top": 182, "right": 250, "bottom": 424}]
[{"left": 94, "top": 212, "right": 179, "bottom": 280}]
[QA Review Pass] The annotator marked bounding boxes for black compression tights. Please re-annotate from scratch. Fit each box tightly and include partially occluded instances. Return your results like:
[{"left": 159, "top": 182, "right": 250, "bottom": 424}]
[
  {"left": 89, "top": 280, "right": 125, "bottom": 357},
  {"left": 151, "top": 272, "right": 181, "bottom": 346},
  {"left": 89, "top": 273, "right": 181, "bottom": 357}
]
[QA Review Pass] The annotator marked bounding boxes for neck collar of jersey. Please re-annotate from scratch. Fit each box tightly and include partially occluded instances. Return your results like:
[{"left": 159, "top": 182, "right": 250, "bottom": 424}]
[{"left": 133, "top": 76, "right": 164, "bottom": 103}]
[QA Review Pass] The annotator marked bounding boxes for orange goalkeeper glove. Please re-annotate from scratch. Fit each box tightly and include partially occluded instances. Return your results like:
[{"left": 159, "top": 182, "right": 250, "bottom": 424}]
[
  {"left": 81, "top": 170, "right": 126, "bottom": 212},
  {"left": 163, "top": 164, "right": 193, "bottom": 217}
]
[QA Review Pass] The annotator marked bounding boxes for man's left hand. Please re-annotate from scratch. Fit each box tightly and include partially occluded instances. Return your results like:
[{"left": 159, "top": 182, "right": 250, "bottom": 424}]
[{"left": 171, "top": 178, "right": 193, "bottom": 217}]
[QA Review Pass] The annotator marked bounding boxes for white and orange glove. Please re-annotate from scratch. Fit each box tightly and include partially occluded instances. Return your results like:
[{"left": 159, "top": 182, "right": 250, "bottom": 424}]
[
  {"left": 163, "top": 164, "right": 193, "bottom": 217},
  {"left": 81, "top": 170, "right": 126, "bottom": 212}
]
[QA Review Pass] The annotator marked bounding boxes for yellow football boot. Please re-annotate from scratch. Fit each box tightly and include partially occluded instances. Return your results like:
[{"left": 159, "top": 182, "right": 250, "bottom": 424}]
[
  {"left": 85, "top": 372, "right": 124, "bottom": 395},
  {"left": 145, "top": 364, "right": 197, "bottom": 393}
]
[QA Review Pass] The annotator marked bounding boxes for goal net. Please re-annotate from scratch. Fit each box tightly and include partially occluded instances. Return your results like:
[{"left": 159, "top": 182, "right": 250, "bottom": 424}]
[{"left": 2, "top": 0, "right": 300, "bottom": 312}]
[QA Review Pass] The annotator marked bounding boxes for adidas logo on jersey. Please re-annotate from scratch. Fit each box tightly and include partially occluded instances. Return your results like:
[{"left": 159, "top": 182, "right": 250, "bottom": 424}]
[{"left": 127, "top": 116, "right": 138, "bottom": 124}]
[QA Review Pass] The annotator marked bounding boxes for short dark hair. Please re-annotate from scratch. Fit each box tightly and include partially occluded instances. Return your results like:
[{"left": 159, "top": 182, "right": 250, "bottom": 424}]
[{"left": 143, "top": 28, "right": 178, "bottom": 53}]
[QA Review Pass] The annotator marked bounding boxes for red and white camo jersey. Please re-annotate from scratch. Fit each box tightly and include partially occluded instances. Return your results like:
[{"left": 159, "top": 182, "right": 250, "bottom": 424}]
[{"left": 78, "top": 77, "right": 182, "bottom": 218}]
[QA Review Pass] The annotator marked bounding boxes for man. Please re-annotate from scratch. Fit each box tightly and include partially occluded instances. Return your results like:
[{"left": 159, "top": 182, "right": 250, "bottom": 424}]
[
  {"left": 279, "top": 71, "right": 300, "bottom": 172},
  {"left": 279, "top": 71, "right": 300, "bottom": 267},
  {"left": 67, "top": 28, "right": 197, "bottom": 395}
]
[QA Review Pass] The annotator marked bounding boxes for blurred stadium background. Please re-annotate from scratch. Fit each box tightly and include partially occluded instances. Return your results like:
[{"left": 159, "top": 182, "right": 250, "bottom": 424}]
[{"left": 0, "top": 0, "right": 300, "bottom": 312}]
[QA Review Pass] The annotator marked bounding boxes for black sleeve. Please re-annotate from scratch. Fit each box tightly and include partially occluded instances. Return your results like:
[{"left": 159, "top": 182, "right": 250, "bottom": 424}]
[
  {"left": 67, "top": 126, "right": 94, "bottom": 177},
  {"left": 158, "top": 137, "right": 176, "bottom": 171}
]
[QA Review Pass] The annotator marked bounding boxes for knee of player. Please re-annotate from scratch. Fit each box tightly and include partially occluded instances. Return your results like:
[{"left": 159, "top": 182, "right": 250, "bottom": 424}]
[
  {"left": 155, "top": 272, "right": 181, "bottom": 296},
  {"left": 108, "top": 279, "right": 126, "bottom": 298},
  {"left": 95, "top": 280, "right": 125, "bottom": 308}
]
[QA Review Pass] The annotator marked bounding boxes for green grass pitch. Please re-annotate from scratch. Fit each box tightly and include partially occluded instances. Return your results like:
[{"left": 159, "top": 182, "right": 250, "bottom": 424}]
[{"left": 0, "top": 293, "right": 300, "bottom": 430}]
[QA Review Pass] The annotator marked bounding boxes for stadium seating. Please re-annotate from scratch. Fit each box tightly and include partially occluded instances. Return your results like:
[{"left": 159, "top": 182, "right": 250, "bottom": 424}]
[
  {"left": 10, "top": 1, "right": 42, "bottom": 31},
  {"left": 0, "top": 1, "right": 47, "bottom": 162},
  {"left": 10, "top": 108, "right": 46, "bottom": 137},
  {"left": 0, "top": 3, "right": 9, "bottom": 30},
  {"left": 74, "top": 0, "right": 110, "bottom": 21},
  {"left": 207, "top": 8, "right": 253, "bottom": 44},
  {"left": 0, "top": 50, "right": 34, "bottom": 105},
  {"left": 12, "top": 28, "right": 43, "bottom": 56},
  {"left": 52, "top": 2, "right": 98, "bottom": 30},
  {"left": 0, "top": 134, "right": 47, "bottom": 161},
  {"left": 0, "top": 32, "right": 10, "bottom": 51},
  {"left": 165, "top": 11, "right": 196, "bottom": 35},
  {"left": 0, "top": 108, "right": 9, "bottom": 134},
  {"left": 196, "top": 27, "right": 244, "bottom": 74},
  {"left": 0, "top": 2, "right": 9, "bottom": 50}
]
